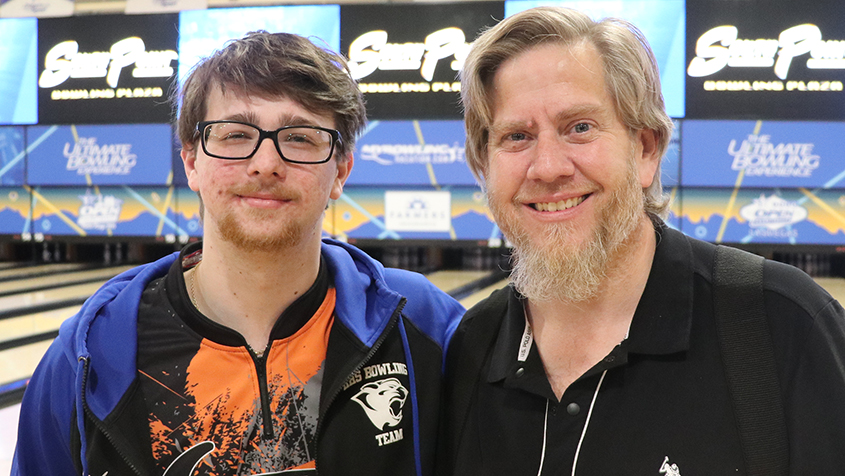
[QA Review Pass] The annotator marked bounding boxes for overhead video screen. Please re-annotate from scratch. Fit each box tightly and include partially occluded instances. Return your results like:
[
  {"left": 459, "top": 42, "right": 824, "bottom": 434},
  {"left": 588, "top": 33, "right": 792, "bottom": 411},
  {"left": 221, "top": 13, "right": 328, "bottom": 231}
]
[
  {"left": 341, "top": 2, "right": 503, "bottom": 120},
  {"left": 348, "top": 120, "right": 476, "bottom": 186},
  {"left": 505, "top": 0, "right": 686, "bottom": 118},
  {"left": 686, "top": 0, "right": 845, "bottom": 119},
  {"left": 27, "top": 123, "right": 174, "bottom": 186},
  {"left": 681, "top": 120, "right": 845, "bottom": 190},
  {"left": 178, "top": 5, "right": 340, "bottom": 86},
  {"left": 37, "top": 14, "right": 179, "bottom": 124},
  {"left": 0, "top": 18, "right": 37, "bottom": 125}
]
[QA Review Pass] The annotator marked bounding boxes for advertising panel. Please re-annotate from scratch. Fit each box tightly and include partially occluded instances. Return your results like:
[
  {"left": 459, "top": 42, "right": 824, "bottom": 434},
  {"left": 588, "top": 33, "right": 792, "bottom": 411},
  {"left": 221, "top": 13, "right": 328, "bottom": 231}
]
[
  {"left": 0, "top": 18, "right": 37, "bottom": 125},
  {"left": 30, "top": 185, "right": 183, "bottom": 238},
  {"left": 679, "top": 187, "right": 845, "bottom": 245},
  {"left": 341, "top": 2, "right": 503, "bottom": 120},
  {"left": 681, "top": 120, "right": 845, "bottom": 189},
  {"left": 0, "top": 126, "right": 25, "bottom": 185},
  {"left": 179, "top": 5, "right": 340, "bottom": 85},
  {"left": 505, "top": 0, "right": 686, "bottom": 118},
  {"left": 662, "top": 119, "right": 681, "bottom": 188},
  {"left": 686, "top": 0, "right": 845, "bottom": 119},
  {"left": 175, "top": 186, "right": 201, "bottom": 239},
  {"left": 37, "top": 14, "right": 179, "bottom": 124},
  {"left": 0, "top": 187, "right": 30, "bottom": 237},
  {"left": 27, "top": 124, "right": 174, "bottom": 186},
  {"left": 335, "top": 186, "right": 495, "bottom": 241},
  {"left": 348, "top": 120, "right": 476, "bottom": 186}
]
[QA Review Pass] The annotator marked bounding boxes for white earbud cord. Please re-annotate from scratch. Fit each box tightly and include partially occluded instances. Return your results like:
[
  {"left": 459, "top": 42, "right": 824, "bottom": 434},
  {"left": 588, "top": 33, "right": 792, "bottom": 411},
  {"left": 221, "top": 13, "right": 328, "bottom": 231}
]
[
  {"left": 570, "top": 369, "right": 608, "bottom": 476},
  {"left": 534, "top": 369, "right": 607, "bottom": 476}
]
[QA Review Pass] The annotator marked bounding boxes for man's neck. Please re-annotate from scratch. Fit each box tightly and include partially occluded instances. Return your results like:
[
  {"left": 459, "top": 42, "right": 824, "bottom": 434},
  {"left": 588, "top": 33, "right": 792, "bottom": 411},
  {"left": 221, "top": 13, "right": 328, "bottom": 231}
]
[
  {"left": 190, "top": 234, "right": 323, "bottom": 354},
  {"left": 526, "top": 215, "right": 657, "bottom": 399}
]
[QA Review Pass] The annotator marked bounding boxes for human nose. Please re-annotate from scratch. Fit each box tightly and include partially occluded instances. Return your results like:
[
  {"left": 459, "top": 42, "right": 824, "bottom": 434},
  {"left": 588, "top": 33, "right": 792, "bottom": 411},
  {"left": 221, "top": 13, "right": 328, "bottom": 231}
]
[
  {"left": 525, "top": 132, "right": 575, "bottom": 182},
  {"left": 247, "top": 136, "right": 287, "bottom": 177}
]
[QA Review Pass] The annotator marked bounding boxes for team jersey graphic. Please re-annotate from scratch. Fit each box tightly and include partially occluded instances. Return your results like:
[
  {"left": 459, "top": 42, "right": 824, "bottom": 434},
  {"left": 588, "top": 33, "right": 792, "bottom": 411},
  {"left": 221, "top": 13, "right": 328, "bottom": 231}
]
[
  {"left": 140, "top": 289, "right": 336, "bottom": 476},
  {"left": 352, "top": 378, "right": 408, "bottom": 430}
]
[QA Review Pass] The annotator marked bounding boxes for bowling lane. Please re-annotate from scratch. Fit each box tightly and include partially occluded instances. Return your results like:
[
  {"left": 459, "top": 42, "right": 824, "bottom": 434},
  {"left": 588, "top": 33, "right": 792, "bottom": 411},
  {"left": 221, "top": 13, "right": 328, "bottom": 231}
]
[
  {"left": 0, "top": 265, "right": 133, "bottom": 296},
  {"left": 459, "top": 279, "right": 508, "bottom": 308},
  {"left": 0, "top": 305, "right": 80, "bottom": 343},
  {"left": 0, "top": 342, "right": 53, "bottom": 388},
  {"left": 426, "top": 270, "right": 493, "bottom": 294},
  {"left": 0, "top": 262, "right": 88, "bottom": 281},
  {"left": 0, "top": 282, "right": 103, "bottom": 316}
]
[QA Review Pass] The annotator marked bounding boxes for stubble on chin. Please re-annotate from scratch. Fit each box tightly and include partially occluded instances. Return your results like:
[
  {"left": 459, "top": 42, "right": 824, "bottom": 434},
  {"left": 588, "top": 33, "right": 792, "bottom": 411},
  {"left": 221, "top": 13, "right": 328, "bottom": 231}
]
[{"left": 216, "top": 207, "right": 310, "bottom": 253}]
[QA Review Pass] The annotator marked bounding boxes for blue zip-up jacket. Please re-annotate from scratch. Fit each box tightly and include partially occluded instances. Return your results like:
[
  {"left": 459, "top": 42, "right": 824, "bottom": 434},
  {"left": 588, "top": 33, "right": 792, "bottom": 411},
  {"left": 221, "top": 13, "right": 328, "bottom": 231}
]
[{"left": 12, "top": 239, "right": 464, "bottom": 476}]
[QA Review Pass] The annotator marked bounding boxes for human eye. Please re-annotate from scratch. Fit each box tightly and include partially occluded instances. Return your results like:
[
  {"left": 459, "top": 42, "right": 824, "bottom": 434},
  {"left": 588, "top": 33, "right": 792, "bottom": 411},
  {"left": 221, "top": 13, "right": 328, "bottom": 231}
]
[
  {"left": 208, "top": 123, "right": 255, "bottom": 142},
  {"left": 572, "top": 122, "right": 592, "bottom": 134},
  {"left": 494, "top": 131, "right": 531, "bottom": 153},
  {"left": 283, "top": 128, "right": 327, "bottom": 148}
]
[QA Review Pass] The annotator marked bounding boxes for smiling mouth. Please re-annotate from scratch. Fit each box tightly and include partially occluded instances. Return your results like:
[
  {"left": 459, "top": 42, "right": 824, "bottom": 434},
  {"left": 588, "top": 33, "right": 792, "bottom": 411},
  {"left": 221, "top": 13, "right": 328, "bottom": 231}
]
[{"left": 531, "top": 195, "right": 587, "bottom": 212}]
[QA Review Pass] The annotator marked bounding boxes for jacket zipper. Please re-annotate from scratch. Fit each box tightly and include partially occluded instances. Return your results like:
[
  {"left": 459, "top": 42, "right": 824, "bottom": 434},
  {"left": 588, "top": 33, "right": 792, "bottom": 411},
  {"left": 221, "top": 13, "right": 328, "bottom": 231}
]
[
  {"left": 79, "top": 356, "right": 145, "bottom": 476},
  {"left": 251, "top": 349, "right": 276, "bottom": 440},
  {"left": 314, "top": 298, "right": 407, "bottom": 474}
]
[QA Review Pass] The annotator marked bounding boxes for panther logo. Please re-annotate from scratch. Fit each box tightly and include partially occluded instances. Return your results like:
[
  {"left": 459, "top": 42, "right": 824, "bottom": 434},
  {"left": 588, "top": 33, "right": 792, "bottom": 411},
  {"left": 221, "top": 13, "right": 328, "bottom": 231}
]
[{"left": 352, "top": 378, "right": 408, "bottom": 430}]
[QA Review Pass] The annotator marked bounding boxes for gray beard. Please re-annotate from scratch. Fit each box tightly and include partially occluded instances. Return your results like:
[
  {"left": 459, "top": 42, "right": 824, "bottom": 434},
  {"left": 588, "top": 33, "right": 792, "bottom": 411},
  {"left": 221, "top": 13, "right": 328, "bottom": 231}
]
[{"left": 505, "top": 163, "right": 645, "bottom": 303}]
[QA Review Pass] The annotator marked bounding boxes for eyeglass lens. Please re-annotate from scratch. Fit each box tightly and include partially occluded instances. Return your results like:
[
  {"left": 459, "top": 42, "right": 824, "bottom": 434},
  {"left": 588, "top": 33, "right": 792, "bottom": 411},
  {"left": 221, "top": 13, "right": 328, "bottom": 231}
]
[{"left": 203, "top": 122, "right": 334, "bottom": 162}]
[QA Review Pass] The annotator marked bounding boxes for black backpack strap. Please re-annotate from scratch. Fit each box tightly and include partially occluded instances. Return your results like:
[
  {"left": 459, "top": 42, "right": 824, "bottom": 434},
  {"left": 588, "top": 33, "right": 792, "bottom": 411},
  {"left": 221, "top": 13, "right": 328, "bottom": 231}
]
[
  {"left": 441, "top": 287, "right": 509, "bottom": 473},
  {"left": 713, "top": 245, "right": 789, "bottom": 476}
]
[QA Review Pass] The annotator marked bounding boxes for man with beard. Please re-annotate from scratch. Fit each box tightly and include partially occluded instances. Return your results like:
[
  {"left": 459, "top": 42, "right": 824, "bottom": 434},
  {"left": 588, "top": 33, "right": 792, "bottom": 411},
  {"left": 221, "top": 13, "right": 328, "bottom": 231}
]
[
  {"left": 439, "top": 7, "right": 845, "bottom": 475},
  {"left": 14, "top": 32, "right": 464, "bottom": 476}
]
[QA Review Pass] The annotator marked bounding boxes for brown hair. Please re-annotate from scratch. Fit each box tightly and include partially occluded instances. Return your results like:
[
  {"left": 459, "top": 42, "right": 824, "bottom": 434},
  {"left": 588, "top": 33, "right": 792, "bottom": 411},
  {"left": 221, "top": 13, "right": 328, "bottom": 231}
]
[
  {"left": 460, "top": 7, "right": 673, "bottom": 217},
  {"left": 175, "top": 30, "right": 366, "bottom": 160}
]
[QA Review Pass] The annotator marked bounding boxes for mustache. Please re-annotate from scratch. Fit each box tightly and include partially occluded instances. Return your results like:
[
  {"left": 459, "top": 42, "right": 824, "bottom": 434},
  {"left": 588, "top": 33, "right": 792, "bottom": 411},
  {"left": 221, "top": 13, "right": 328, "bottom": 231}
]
[{"left": 230, "top": 183, "right": 300, "bottom": 201}]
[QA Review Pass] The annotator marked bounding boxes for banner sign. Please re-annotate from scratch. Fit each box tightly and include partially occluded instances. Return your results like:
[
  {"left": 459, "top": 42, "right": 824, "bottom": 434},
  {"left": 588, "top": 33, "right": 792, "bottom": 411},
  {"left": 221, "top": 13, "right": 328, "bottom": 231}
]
[
  {"left": 179, "top": 5, "right": 340, "bottom": 86},
  {"left": 340, "top": 2, "right": 503, "bottom": 120},
  {"left": 27, "top": 124, "right": 174, "bottom": 186},
  {"left": 175, "top": 186, "right": 201, "bottom": 240},
  {"left": 686, "top": 0, "right": 845, "bottom": 119},
  {"left": 0, "top": 187, "right": 30, "bottom": 236},
  {"left": 0, "top": 0, "right": 73, "bottom": 18},
  {"left": 348, "top": 120, "right": 476, "bottom": 186},
  {"left": 505, "top": 0, "right": 686, "bottom": 118},
  {"left": 31, "top": 185, "right": 183, "bottom": 238},
  {"left": 334, "top": 186, "right": 496, "bottom": 241},
  {"left": 679, "top": 187, "right": 845, "bottom": 245},
  {"left": 0, "top": 18, "right": 37, "bottom": 125},
  {"left": 126, "top": 0, "right": 206, "bottom": 15},
  {"left": 0, "top": 126, "right": 25, "bottom": 185},
  {"left": 681, "top": 120, "right": 845, "bottom": 189},
  {"left": 37, "top": 13, "right": 179, "bottom": 124}
]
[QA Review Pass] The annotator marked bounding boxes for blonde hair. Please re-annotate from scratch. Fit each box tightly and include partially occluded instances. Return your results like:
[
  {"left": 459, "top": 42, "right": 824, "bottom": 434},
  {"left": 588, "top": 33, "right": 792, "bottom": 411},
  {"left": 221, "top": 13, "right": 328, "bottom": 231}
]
[{"left": 460, "top": 6, "right": 673, "bottom": 218}]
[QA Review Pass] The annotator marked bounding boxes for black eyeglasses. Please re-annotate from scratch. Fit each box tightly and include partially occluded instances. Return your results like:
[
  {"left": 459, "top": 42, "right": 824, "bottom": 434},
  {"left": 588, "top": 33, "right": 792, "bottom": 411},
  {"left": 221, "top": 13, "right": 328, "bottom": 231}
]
[{"left": 196, "top": 120, "right": 342, "bottom": 164}]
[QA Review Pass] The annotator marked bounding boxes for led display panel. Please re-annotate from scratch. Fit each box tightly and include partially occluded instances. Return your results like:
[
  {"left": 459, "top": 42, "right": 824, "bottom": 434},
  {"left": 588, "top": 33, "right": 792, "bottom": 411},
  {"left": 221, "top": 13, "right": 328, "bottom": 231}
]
[
  {"left": 681, "top": 120, "right": 845, "bottom": 190},
  {"left": 37, "top": 14, "right": 179, "bottom": 124},
  {"left": 0, "top": 126, "right": 25, "bottom": 185},
  {"left": 0, "top": 18, "right": 37, "bottom": 125},
  {"left": 30, "top": 185, "right": 182, "bottom": 238},
  {"left": 178, "top": 5, "right": 340, "bottom": 85},
  {"left": 348, "top": 120, "right": 477, "bottom": 186},
  {"left": 686, "top": 0, "right": 845, "bottom": 119},
  {"left": 678, "top": 187, "right": 845, "bottom": 245},
  {"left": 27, "top": 124, "right": 174, "bottom": 186},
  {"left": 341, "top": 2, "right": 503, "bottom": 120},
  {"left": 505, "top": 0, "right": 686, "bottom": 118}
]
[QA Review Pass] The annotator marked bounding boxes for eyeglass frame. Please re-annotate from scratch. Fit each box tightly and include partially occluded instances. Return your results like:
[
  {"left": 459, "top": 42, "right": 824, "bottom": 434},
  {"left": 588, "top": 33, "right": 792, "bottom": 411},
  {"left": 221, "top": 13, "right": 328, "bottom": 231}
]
[{"left": 195, "top": 120, "right": 343, "bottom": 164}]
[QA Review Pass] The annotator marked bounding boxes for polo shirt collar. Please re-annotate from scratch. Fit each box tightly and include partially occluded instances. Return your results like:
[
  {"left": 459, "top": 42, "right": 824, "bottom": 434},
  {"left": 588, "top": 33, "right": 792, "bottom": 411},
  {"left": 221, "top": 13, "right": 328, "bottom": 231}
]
[{"left": 486, "top": 222, "right": 694, "bottom": 385}]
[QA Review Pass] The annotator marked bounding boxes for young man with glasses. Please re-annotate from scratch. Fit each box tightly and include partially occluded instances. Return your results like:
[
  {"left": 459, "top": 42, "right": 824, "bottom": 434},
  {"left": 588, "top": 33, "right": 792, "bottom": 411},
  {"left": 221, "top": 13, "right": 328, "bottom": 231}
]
[{"left": 14, "top": 31, "right": 464, "bottom": 476}]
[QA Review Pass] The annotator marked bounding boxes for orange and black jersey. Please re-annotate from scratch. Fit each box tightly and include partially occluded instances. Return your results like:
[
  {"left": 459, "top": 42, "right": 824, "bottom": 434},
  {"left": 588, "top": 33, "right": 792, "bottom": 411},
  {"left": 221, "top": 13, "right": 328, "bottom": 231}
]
[
  {"left": 17, "top": 240, "right": 465, "bottom": 476},
  {"left": 136, "top": 248, "right": 333, "bottom": 475}
]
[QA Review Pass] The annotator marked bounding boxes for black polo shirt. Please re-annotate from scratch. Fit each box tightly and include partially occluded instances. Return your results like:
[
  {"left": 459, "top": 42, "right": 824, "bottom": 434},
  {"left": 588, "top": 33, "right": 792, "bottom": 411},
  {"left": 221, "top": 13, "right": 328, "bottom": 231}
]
[{"left": 443, "top": 225, "right": 845, "bottom": 475}]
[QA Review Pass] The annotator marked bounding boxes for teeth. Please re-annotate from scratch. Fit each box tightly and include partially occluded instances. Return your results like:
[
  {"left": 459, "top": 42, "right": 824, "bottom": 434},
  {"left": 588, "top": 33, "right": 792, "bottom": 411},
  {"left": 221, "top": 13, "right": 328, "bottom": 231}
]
[{"left": 533, "top": 196, "right": 585, "bottom": 212}]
